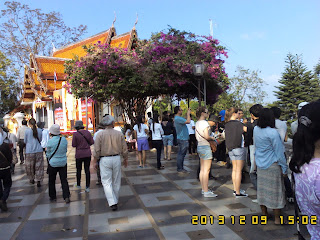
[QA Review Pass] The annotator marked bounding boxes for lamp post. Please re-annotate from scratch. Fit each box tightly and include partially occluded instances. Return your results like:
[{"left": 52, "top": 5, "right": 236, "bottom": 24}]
[{"left": 193, "top": 63, "right": 205, "bottom": 107}]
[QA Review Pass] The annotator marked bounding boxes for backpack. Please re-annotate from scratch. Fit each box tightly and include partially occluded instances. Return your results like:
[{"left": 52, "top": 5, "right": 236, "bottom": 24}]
[{"left": 3, "top": 133, "right": 13, "bottom": 149}]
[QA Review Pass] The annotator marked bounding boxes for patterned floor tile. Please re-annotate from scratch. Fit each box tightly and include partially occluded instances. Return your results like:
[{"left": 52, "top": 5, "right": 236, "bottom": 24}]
[
  {"left": 16, "top": 215, "right": 84, "bottom": 240},
  {"left": 132, "top": 181, "right": 179, "bottom": 194},
  {"left": 89, "top": 195, "right": 141, "bottom": 213},
  {"left": 29, "top": 201, "right": 86, "bottom": 220},
  {"left": 88, "top": 209, "right": 152, "bottom": 234},
  {"left": 148, "top": 203, "right": 209, "bottom": 226},
  {"left": 88, "top": 228, "right": 160, "bottom": 240},
  {"left": 127, "top": 174, "right": 169, "bottom": 185},
  {"left": 159, "top": 223, "right": 242, "bottom": 240},
  {"left": 140, "top": 190, "right": 194, "bottom": 207}
]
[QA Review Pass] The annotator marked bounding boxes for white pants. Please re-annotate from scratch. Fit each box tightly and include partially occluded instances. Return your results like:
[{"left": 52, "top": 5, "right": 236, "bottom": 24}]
[
  {"left": 249, "top": 145, "right": 256, "bottom": 173},
  {"left": 99, "top": 156, "right": 121, "bottom": 206}
]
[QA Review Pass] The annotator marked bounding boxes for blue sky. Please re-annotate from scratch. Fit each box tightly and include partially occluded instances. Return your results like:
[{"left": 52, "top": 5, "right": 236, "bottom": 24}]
[{"left": 3, "top": 0, "right": 320, "bottom": 103}]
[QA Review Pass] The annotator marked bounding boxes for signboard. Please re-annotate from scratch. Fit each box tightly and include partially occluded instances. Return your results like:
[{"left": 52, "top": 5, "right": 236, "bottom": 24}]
[
  {"left": 53, "top": 89, "right": 64, "bottom": 130},
  {"left": 81, "top": 99, "right": 94, "bottom": 130}
]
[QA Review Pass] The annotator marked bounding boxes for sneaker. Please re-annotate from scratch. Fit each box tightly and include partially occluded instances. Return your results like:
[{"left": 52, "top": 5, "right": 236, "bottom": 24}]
[
  {"left": 65, "top": 198, "right": 70, "bottom": 204},
  {"left": 201, "top": 189, "right": 213, "bottom": 195},
  {"left": 74, "top": 183, "right": 81, "bottom": 189},
  {"left": 182, "top": 169, "right": 189, "bottom": 174},
  {"left": 110, "top": 204, "right": 118, "bottom": 211},
  {"left": 233, "top": 189, "right": 246, "bottom": 196},
  {"left": 1, "top": 201, "right": 8, "bottom": 212},
  {"left": 96, "top": 181, "right": 102, "bottom": 185},
  {"left": 287, "top": 197, "right": 294, "bottom": 203},
  {"left": 235, "top": 193, "right": 248, "bottom": 198},
  {"left": 85, "top": 187, "right": 90, "bottom": 193},
  {"left": 217, "top": 161, "right": 227, "bottom": 166},
  {"left": 252, "top": 199, "right": 259, "bottom": 203},
  {"left": 203, "top": 191, "right": 218, "bottom": 198}
]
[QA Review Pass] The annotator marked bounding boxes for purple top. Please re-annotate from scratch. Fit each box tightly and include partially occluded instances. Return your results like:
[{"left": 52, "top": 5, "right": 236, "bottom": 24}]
[
  {"left": 294, "top": 158, "right": 320, "bottom": 239},
  {"left": 72, "top": 130, "right": 94, "bottom": 159}
]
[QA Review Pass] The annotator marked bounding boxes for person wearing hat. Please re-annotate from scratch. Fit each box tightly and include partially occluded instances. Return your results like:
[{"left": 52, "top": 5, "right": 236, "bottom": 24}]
[
  {"left": 72, "top": 120, "right": 94, "bottom": 192},
  {"left": 219, "top": 110, "right": 226, "bottom": 122},
  {"left": 92, "top": 115, "right": 128, "bottom": 211},
  {"left": 291, "top": 102, "right": 309, "bottom": 136},
  {"left": 47, "top": 124, "right": 70, "bottom": 203}
]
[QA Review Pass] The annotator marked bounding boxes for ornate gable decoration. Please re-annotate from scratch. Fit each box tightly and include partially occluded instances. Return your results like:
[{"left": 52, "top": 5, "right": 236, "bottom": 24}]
[{"left": 110, "top": 29, "right": 137, "bottom": 49}]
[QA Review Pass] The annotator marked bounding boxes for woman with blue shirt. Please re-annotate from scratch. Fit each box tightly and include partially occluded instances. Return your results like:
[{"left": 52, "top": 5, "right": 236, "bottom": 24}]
[
  {"left": 47, "top": 124, "right": 70, "bottom": 203},
  {"left": 24, "top": 118, "right": 43, "bottom": 187},
  {"left": 253, "top": 108, "right": 287, "bottom": 225}
]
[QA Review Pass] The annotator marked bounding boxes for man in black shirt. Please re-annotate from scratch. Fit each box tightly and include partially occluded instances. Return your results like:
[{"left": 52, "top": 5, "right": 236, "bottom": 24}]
[{"left": 0, "top": 141, "right": 13, "bottom": 212}]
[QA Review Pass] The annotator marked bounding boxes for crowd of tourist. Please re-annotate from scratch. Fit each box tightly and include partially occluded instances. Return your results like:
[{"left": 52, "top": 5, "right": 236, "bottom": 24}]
[{"left": 0, "top": 99, "right": 319, "bottom": 238}]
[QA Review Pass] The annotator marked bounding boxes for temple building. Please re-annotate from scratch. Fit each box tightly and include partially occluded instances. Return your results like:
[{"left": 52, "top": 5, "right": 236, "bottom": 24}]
[{"left": 7, "top": 22, "right": 139, "bottom": 133}]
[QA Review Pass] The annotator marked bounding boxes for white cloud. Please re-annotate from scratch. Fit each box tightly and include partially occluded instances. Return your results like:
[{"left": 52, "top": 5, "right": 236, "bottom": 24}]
[
  {"left": 240, "top": 32, "right": 266, "bottom": 40},
  {"left": 264, "top": 74, "right": 281, "bottom": 85}
]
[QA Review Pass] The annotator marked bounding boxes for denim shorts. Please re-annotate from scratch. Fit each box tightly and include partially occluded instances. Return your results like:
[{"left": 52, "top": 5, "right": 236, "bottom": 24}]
[
  {"left": 228, "top": 147, "right": 247, "bottom": 161},
  {"left": 197, "top": 145, "right": 213, "bottom": 160},
  {"left": 137, "top": 138, "right": 150, "bottom": 151},
  {"left": 162, "top": 134, "right": 174, "bottom": 146}
]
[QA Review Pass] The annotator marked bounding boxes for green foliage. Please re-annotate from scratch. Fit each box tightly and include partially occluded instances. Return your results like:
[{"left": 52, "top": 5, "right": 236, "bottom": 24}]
[
  {"left": 228, "top": 66, "right": 266, "bottom": 109},
  {"left": 0, "top": 51, "right": 20, "bottom": 116},
  {"left": 274, "top": 53, "right": 320, "bottom": 122},
  {"left": 208, "top": 66, "right": 266, "bottom": 117}
]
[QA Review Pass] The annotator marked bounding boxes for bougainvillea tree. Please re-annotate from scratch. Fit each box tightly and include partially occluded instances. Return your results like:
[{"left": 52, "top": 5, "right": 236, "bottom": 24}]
[
  {"left": 65, "top": 27, "right": 228, "bottom": 123},
  {"left": 65, "top": 43, "right": 151, "bottom": 123},
  {"left": 138, "top": 27, "right": 229, "bottom": 103}
]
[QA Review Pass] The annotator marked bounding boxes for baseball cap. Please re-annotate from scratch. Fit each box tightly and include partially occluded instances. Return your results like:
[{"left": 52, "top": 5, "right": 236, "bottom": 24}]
[
  {"left": 298, "top": 102, "right": 309, "bottom": 110},
  {"left": 219, "top": 110, "right": 226, "bottom": 121}
]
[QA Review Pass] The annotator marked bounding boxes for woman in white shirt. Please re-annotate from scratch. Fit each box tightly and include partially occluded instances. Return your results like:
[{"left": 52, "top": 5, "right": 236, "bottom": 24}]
[
  {"left": 195, "top": 107, "right": 218, "bottom": 198},
  {"left": 133, "top": 116, "right": 150, "bottom": 168},
  {"left": 150, "top": 114, "right": 164, "bottom": 170}
]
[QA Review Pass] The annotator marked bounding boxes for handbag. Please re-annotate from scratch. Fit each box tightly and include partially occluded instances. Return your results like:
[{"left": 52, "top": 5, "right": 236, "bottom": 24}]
[{"left": 195, "top": 127, "right": 217, "bottom": 153}]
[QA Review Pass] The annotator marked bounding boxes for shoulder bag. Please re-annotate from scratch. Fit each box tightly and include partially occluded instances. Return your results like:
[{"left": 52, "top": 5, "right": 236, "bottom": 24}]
[
  {"left": 195, "top": 126, "right": 217, "bottom": 153},
  {"left": 77, "top": 130, "right": 91, "bottom": 146}
]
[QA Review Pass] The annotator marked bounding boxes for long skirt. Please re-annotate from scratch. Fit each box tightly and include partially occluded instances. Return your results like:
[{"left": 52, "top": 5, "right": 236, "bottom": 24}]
[{"left": 257, "top": 163, "right": 286, "bottom": 209}]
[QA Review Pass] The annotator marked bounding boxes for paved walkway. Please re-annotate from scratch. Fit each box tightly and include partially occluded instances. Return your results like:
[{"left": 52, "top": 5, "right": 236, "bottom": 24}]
[{"left": 1, "top": 139, "right": 310, "bottom": 240}]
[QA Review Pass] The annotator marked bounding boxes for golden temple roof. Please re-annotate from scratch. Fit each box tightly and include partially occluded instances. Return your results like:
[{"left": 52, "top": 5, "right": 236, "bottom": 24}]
[{"left": 53, "top": 28, "right": 115, "bottom": 59}]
